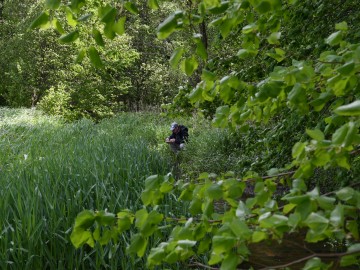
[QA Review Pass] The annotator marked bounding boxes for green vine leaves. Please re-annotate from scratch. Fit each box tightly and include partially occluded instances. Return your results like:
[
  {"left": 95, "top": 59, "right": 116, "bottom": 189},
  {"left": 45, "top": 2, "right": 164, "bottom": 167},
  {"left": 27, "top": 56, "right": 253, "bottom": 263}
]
[{"left": 71, "top": 172, "right": 360, "bottom": 269}]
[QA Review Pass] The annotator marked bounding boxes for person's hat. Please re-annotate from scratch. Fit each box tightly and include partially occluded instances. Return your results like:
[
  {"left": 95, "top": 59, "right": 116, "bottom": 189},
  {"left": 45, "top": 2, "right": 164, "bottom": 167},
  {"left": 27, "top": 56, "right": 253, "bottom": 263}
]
[{"left": 170, "top": 122, "right": 178, "bottom": 131}]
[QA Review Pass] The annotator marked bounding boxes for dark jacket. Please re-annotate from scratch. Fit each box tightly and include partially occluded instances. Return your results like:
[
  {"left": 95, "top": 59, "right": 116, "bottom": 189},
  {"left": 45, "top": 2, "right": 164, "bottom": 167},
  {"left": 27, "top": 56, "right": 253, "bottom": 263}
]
[{"left": 168, "top": 125, "right": 188, "bottom": 145}]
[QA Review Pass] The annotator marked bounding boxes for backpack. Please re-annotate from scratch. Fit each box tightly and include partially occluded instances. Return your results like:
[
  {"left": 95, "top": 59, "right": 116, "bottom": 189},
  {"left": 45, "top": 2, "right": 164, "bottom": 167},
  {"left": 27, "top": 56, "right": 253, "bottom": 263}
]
[{"left": 180, "top": 125, "right": 189, "bottom": 141}]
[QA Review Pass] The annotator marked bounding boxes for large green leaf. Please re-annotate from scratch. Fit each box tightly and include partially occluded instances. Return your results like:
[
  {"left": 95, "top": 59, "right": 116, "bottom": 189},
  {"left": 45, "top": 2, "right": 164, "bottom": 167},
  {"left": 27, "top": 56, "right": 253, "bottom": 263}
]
[
  {"left": 169, "top": 47, "right": 184, "bottom": 69},
  {"left": 75, "top": 48, "right": 86, "bottom": 63},
  {"left": 113, "top": 17, "right": 126, "bottom": 35},
  {"left": 92, "top": 29, "right": 105, "bottom": 47},
  {"left": 88, "top": 47, "right": 104, "bottom": 68},
  {"left": 147, "top": 0, "right": 159, "bottom": 10},
  {"left": 255, "top": 0, "right": 272, "bottom": 14},
  {"left": 73, "top": 210, "right": 96, "bottom": 229},
  {"left": 221, "top": 253, "right": 239, "bottom": 270},
  {"left": 53, "top": 18, "right": 65, "bottom": 34},
  {"left": 30, "top": 12, "right": 50, "bottom": 29},
  {"left": 100, "top": 7, "right": 116, "bottom": 24},
  {"left": 127, "top": 233, "right": 148, "bottom": 257},
  {"left": 70, "top": 228, "right": 94, "bottom": 248},
  {"left": 326, "top": 31, "right": 342, "bottom": 46},
  {"left": 334, "top": 100, "right": 360, "bottom": 116},
  {"left": 117, "top": 211, "right": 133, "bottom": 233},
  {"left": 124, "top": 2, "right": 139, "bottom": 14},
  {"left": 45, "top": 0, "right": 61, "bottom": 9},
  {"left": 70, "top": 0, "right": 86, "bottom": 13},
  {"left": 59, "top": 30, "right": 79, "bottom": 43},
  {"left": 181, "top": 56, "right": 199, "bottom": 76},
  {"left": 157, "top": 11, "right": 183, "bottom": 39}
]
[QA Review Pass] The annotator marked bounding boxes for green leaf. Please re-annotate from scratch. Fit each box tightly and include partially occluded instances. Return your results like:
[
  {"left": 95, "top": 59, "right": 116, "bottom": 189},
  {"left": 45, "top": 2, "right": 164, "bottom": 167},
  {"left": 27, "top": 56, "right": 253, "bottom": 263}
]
[
  {"left": 92, "top": 29, "right": 105, "bottom": 47},
  {"left": 160, "top": 181, "right": 173, "bottom": 193},
  {"left": 73, "top": 210, "right": 95, "bottom": 229},
  {"left": 196, "top": 40, "right": 208, "bottom": 60},
  {"left": 100, "top": 7, "right": 116, "bottom": 24},
  {"left": 341, "top": 244, "right": 360, "bottom": 267},
  {"left": 326, "top": 31, "right": 342, "bottom": 46},
  {"left": 181, "top": 56, "right": 198, "bottom": 76},
  {"left": 203, "top": 0, "right": 221, "bottom": 8},
  {"left": 316, "top": 196, "right": 336, "bottom": 210},
  {"left": 340, "top": 255, "right": 359, "bottom": 267},
  {"left": 237, "top": 49, "right": 251, "bottom": 59},
  {"left": 306, "top": 129, "right": 324, "bottom": 141},
  {"left": 95, "top": 210, "right": 116, "bottom": 226},
  {"left": 332, "top": 123, "right": 349, "bottom": 145},
  {"left": 124, "top": 2, "right": 139, "bottom": 15},
  {"left": 117, "top": 211, "right": 133, "bottom": 233},
  {"left": 221, "top": 253, "right": 239, "bottom": 270},
  {"left": 208, "top": 1, "right": 229, "bottom": 14},
  {"left": 75, "top": 49, "right": 86, "bottom": 63},
  {"left": 337, "top": 61, "right": 355, "bottom": 75},
  {"left": 70, "top": 0, "right": 85, "bottom": 13},
  {"left": 283, "top": 203, "right": 296, "bottom": 214},
  {"left": 334, "top": 100, "right": 360, "bottom": 116},
  {"left": 336, "top": 187, "right": 355, "bottom": 201},
  {"left": 292, "top": 142, "right": 306, "bottom": 159},
  {"left": 77, "top": 13, "right": 92, "bottom": 22},
  {"left": 267, "top": 32, "right": 281, "bottom": 44},
  {"left": 201, "top": 69, "right": 216, "bottom": 81},
  {"left": 242, "top": 23, "right": 258, "bottom": 34},
  {"left": 252, "top": 231, "right": 267, "bottom": 242},
  {"left": 330, "top": 204, "right": 344, "bottom": 227},
  {"left": 147, "top": 0, "right": 159, "bottom": 10},
  {"left": 304, "top": 212, "right": 329, "bottom": 233},
  {"left": 70, "top": 228, "right": 94, "bottom": 248},
  {"left": 66, "top": 8, "right": 78, "bottom": 27},
  {"left": 113, "top": 17, "right": 126, "bottom": 35},
  {"left": 157, "top": 11, "right": 182, "bottom": 39},
  {"left": 303, "top": 257, "right": 329, "bottom": 269},
  {"left": 229, "top": 219, "right": 251, "bottom": 239},
  {"left": 212, "top": 235, "right": 236, "bottom": 254},
  {"left": 88, "top": 46, "right": 104, "bottom": 69},
  {"left": 219, "top": 18, "right": 234, "bottom": 38},
  {"left": 103, "top": 22, "right": 116, "bottom": 39},
  {"left": 30, "top": 12, "right": 50, "bottom": 29},
  {"left": 335, "top": 21, "right": 348, "bottom": 31},
  {"left": 45, "top": 0, "right": 61, "bottom": 9},
  {"left": 206, "top": 183, "right": 223, "bottom": 200},
  {"left": 144, "top": 175, "right": 161, "bottom": 190},
  {"left": 59, "top": 30, "right": 79, "bottom": 43},
  {"left": 169, "top": 47, "right": 184, "bottom": 69},
  {"left": 177, "top": 239, "right": 196, "bottom": 248},
  {"left": 346, "top": 220, "right": 359, "bottom": 239},
  {"left": 255, "top": 0, "right": 272, "bottom": 14},
  {"left": 127, "top": 233, "right": 147, "bottom": 257},
  {"left": 53, "top": 18, "right": 65, "bottom": 34}
]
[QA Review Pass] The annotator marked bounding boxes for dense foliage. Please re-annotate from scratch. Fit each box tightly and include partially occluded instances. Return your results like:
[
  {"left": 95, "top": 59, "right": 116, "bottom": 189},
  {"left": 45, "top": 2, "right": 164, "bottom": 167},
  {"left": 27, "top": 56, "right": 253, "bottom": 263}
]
[{"left": 3, "top": 0, "right": 360, "bottom": 269}]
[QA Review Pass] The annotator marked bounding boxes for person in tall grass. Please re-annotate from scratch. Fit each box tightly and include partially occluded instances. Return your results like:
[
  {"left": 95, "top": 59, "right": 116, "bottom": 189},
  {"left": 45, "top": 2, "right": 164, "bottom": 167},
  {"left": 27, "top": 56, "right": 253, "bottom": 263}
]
[{"left": 165, "top": 122, "right": 189, "bottom": 153}]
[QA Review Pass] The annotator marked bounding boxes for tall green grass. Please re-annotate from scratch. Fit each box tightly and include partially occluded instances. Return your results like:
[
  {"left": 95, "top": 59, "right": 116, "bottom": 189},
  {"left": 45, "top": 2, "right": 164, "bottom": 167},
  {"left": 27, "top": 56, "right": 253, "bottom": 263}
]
[{"left": 0, "top": 108, "right": 189, "bottom": 269}]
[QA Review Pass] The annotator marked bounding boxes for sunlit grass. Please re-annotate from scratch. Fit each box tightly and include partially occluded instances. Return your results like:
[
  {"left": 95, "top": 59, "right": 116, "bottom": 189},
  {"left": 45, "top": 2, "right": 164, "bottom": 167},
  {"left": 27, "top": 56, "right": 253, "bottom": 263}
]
[{"left": 0, "top": 108, "right": 190, "bottom": 269}]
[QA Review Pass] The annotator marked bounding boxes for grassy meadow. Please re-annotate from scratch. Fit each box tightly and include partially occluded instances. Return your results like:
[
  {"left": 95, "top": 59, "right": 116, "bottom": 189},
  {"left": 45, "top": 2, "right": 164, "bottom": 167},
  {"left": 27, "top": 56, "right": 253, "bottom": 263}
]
[{"left": 0, "top": 107, "right": 200, "bottom": 269}]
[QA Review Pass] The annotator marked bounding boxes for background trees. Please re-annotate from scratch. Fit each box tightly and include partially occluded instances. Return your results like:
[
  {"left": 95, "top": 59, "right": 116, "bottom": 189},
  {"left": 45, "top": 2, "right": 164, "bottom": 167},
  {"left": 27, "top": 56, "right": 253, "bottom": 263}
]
[{"left": 0, "top": 0, "right": 188, "bottom": 119}]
